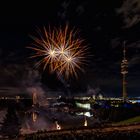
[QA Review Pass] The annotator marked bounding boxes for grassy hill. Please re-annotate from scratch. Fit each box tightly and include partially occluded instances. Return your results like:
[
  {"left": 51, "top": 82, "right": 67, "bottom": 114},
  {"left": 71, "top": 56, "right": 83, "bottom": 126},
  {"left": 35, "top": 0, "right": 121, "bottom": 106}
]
[{"left": 113, "top": 116, "right": 140, "bottom": 126}]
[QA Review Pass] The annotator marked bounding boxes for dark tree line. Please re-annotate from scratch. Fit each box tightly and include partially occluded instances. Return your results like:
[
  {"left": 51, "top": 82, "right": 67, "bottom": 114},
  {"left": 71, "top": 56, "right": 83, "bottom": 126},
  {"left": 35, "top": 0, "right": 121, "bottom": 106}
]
[{"left": 0, "top": 106, "right": 21, "bottom": 138}]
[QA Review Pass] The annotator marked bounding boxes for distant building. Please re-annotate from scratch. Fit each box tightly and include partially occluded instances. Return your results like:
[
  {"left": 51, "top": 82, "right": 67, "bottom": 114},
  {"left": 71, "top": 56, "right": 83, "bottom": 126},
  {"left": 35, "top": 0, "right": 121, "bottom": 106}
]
[{"left": 98, "top": 94, "right": 103, "bottom": 100}]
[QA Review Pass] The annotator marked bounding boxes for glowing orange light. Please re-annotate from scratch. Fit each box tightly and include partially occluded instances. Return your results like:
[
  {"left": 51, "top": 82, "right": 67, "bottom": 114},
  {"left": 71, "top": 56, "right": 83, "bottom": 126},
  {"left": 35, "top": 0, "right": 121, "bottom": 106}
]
[{"left": 32, "top": 112, "right": 37, "bottom": 122}]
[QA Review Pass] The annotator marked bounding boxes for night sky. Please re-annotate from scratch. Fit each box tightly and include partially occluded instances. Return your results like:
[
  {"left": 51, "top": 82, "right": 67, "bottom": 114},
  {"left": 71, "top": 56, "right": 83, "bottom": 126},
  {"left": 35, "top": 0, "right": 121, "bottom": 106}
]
[{"left": 0, "top": 0, "right": 140, "bottom": 97}]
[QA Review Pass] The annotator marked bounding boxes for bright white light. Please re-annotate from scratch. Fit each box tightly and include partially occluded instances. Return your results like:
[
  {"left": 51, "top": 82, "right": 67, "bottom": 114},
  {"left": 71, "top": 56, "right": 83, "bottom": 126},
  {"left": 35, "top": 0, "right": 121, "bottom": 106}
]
[
  {"left": 66, "top": 56, "right": 72, "bottom": 62},
  {"left": 84, "top": 112, "right": 93, "bottom": 117},
  {"left": 49, "top": 50, "right": 56, "bottom": 57},
  {"left": 84, "top": 116, "right": 87, "bottom": 126},
  {"left": 76, "top": 102, "right": 91, "bottom": 110},
  {"left": 76, "top": 111, "right": 93, "bottom": 117},
  {"left": 55, "top": 121, "right": 61, "bottom": 130}
]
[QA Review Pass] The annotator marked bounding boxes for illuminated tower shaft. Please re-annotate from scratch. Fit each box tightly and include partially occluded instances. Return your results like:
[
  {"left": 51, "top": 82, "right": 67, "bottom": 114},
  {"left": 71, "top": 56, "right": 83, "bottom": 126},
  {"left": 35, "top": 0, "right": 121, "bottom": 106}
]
[
  {"left": 32, "top": 92, "right": 38, "bottom": 122},
  {"left": 32, "top": 92, "right": 37, "bottom": 106},
  {"left": 121, "top": 41, "right": 128, "bottom": 101}
]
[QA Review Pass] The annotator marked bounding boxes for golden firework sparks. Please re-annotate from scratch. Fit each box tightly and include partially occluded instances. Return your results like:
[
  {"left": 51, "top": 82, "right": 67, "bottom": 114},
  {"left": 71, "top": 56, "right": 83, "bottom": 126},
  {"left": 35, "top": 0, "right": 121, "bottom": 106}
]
[{"left": 27, "top": 25, "right": 88, "bottom": 79}]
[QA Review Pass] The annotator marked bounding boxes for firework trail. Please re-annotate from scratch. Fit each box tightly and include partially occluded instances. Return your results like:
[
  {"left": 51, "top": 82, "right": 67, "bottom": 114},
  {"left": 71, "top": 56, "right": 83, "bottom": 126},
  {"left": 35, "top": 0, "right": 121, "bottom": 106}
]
[{"left": 27, "top": 25, "right": 88, "bottom": 79}]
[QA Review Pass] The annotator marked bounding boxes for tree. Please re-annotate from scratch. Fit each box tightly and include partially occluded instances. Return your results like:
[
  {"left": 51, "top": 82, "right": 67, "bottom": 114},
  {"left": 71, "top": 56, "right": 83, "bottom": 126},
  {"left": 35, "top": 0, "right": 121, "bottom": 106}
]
[{"left": 0, "top": 107, "right": 21, "bottom": 138}]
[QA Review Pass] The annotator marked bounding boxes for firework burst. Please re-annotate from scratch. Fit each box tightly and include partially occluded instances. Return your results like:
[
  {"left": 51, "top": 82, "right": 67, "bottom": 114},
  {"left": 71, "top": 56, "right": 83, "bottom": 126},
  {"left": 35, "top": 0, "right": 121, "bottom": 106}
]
[{"left": 27, "top": 25, "right": 88, "bottom": 79}]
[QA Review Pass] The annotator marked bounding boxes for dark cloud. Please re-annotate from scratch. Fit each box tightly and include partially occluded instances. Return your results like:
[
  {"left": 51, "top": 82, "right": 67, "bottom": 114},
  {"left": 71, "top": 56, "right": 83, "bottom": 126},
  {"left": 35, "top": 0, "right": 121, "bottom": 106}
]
[
  {"left": 110, "top": 38, "right": 121, "bottom": 48},
  {"left": 0, "top": 63, "right": 40, "bottom": 92},
  {"left": 129, "top": 55, "right": 140, "bottom": 67},
  {"left": 116, "top": 0, "right": 140, "bottom": 28},
  {"left": 76, "top": 5, "right": 85, "bottom": 16},
  {"left": 61, "top": 1, "right": 70, "bottom": 9},
  {"left": 127, "top": 40, "right": 140, "bottom": 48},
  {"left": 57, "top": 1, "right": 70, "bottom": 20}
]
